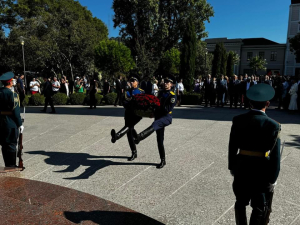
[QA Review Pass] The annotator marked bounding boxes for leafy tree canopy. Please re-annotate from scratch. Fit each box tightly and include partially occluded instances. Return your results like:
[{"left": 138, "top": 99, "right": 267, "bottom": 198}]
[
  {"left": 2, "top": 0, "right": 108, "bottom": 78},
  {"left": 159, "top": 47, "right": 180, "bottom": 76},
  {"left": 249, "top": 56, "right": 267, "bottom": 74},
  {"left": 95, "top": 39, "right": 135, "bottom": 77}
]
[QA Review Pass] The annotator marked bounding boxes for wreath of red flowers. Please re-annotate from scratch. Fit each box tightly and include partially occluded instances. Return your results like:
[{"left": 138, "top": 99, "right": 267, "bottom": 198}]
[{"left": 130, "top": 94, "right": 160, "bottom": 117}]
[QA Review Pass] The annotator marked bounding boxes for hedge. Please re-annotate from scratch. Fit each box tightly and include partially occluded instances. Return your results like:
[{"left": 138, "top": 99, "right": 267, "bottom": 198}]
[
  {"left": 181, "top": 92, "right": 202, "bottom": 105},
  {"left": 22, "top": 95, "right": 30, "bottom": 106},
  {"left": 52, "top": 93, "right": 68, "bottom": 105},
  {"left": 85, "top": 94, "right": 104, "bottom": 106},
  {"left": 69, "top": 93, "right": 86, "bottom": 105},
  {"left": 104, "top": 92, "right": 117, "bottom": 105},
  {"left": 29, "top": 93, "right": 45, "bottom": 106}
]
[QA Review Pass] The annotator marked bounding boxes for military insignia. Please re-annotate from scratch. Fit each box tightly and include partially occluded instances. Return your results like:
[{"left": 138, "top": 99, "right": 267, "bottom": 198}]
[{"left": 171, "top": 98, "right": 175, "bottom": 103}]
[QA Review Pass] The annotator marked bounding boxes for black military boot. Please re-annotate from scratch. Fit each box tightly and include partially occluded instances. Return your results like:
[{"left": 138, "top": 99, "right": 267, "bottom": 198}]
[
  {"left": 111, "top": 127, "right": 129, "bottom": 143},
  {"left": 235, "top": 204, "right": 248, "bottom": 225},
  {"left": 5, "top": 152, "right": 17, "bottom": 167},
  {"left": 249, "top": 208, "right": 264, "bottom": 225},
  {"left": 134, "top": 126, "right": 155, "bottom": 145},
  {"left": 128, "top": 150, "right": 137, "bottom": 161},
  {"left": 156, "top": 158, "right": 166, "bottom": 169}
]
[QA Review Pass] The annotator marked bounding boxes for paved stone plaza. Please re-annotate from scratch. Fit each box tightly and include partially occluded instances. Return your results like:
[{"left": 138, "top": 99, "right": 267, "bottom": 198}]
[{"left": 0, "top": 105, "right": 299, "bottom": 225}]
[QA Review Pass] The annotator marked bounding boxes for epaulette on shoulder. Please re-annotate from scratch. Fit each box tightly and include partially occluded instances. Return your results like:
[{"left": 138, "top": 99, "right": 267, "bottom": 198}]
[
  {"left": 170, "top": 91, "right": 175, "bottom": 95},
  {"left": 139, "top": 88, "right": 144, "bottom": 91}
]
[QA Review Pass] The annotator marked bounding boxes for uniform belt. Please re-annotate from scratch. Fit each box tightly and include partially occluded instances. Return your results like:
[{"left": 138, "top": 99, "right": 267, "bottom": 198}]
[
  {"left": 0, "top": 111, "right": 13, "bottom": 116},
  {"left": 169, "top": 112, "right": 172, "bottom": 114},
  {"left": 239, "top": 150, "right": 270, "bottom": 158}
]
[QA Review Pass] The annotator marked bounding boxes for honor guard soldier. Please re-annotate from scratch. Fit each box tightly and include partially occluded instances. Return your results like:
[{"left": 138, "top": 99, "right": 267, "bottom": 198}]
[
  {"left": 134, "top": 76, "right": 177, "bottom": 169},
  {"left": 0, "top": 72, "right": 23, "bottom": 168},
  {"left": 111, "top": 76, "right": 144, "bottom": 161},
  {"left": 229, "top": 83, "right": 281, "bottom": 225}
]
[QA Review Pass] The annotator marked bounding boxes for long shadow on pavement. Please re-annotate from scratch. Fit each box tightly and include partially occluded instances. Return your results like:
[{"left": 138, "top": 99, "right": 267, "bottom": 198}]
[
  {"left": 25, "top": 106, "right": 300, "bottom": 124},
  {"left": 26, "top": 151, "right": 157, "bottom": 180},
  {"left": 286, "top": 135, "right": 300, "bottom": 149},
  {"left": 64, "top": 211, "right": 164, "bottom": 225}
]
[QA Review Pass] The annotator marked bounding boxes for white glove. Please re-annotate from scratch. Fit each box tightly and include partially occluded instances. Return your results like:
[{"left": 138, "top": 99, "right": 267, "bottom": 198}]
[{"left": 19, "top": 125, "right": 24, "bottom": 134}]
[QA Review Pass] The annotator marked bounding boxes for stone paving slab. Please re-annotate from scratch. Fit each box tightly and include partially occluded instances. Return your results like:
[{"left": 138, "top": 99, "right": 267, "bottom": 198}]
[{"left": 0, "top": 105, "right": 299, "bottom": 224}]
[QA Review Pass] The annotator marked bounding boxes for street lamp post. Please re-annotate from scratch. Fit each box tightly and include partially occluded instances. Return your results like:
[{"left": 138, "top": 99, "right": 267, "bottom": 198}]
[
  {"left": 20, "top": 36, "right": 26, "bottom": 91},
  {"left": 205, "top": 49, "right": 208, "bottom": 77}
]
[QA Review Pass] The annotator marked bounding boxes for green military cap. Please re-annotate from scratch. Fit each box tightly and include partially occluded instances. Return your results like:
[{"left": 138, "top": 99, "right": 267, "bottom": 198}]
[
  {"left": 0, "top": 72, "right": 14, "bottom": 81},
  {"left": 246, "top": 83, "right": 275, "bottom": 102}
]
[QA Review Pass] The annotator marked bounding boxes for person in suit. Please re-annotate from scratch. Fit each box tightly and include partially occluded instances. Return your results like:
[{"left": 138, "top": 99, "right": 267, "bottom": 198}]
[
  {"left": 231, "top": 75, "right": 241, "bottom": 108},
  {"left": 111, "top": 77, "right": 144, "bottom": 161},
  {"left": 264, "top": 75, "right": 272, "bottom": 86},
  {"left": 41, "top": 77, "right": 55, "bottom": 113},
  {"left": 229, "top": 83, "right": 281, "bottom": 224},
  {"left": 89, "top": 75, "right": 97, "bottom": 109},
  {"left": 243, "top": 78, "right": 253, "bottom": 109},
  {"left": 133, "top": 76, "right": 176, "bottom": 169},
  {"left": 211, "top": 77, "right": 218, "bottom": 105},
  {"left": 217, "top": 75, "right": 227, "bottom": 107},
  {"left": 0, "top": 72, "right": 23, "bottom": 168},
  {"left": 114, "top": 75, "right": 123, "bottom": 107},
  {"left": 204, "top": 74, "right": 212, "bottom": 107},
  {"left": 238, "top": 76, "right": 244, "bottom": 108}
]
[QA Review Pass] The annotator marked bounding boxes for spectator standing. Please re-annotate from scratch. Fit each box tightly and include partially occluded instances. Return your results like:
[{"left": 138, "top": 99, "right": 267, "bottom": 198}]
[
  {"left": 217, "top": 75, "right": 227, "bottom": 107},
  {"left": 264, "top": 75, "right": 272, "bottom": 86},
  {"left": 288, "top": 79, "right": 298, "bottom": 111},
  {"left": 89, "top": 77, "right": 97, "bottom": 109},
  {"left": 17, "top": 74, "right": 25, "bottom": 107},
  {"left": 75, "top": 80, "right": 84, "bottom": 93},
  {"left": 52, "top": 77, "right": 60, "bottom": 95},
  {"left": 41, "top": 77, "right": 55, "bottom": 113},
  {"left": 29, "top": 77, "right": 40, "bottom": 95},
  {"left": 146, "top": 78, "right": 153, "bottom": 95},
  {"left": 204, "top": 74, "right": 212, "bottom": 107},
  {"left": 152, "top": 80, "right": 159, "bottom": 96},
  {"left": 103, "top": 79, "right": 110, "bottom": 95},
  {"left": 114, "top": 75, "right": 123, "bottom": 106},
  {"left": 211, "top": 77, "right": 217, "bottom": 105},
  {"left": 194, "top": 79, "right": 201, "bottom": 93},
  {"left": 177, "top": 79, "right": 184, "bottom": 106},
  {"left": 85, "top": 78, "right": 90, "bottom": 95},
  {"left": 60, "top": 77, "right": 69, "bottom": 96}
]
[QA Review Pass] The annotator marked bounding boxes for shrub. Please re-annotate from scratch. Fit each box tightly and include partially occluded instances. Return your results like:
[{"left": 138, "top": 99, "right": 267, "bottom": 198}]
[
  {"left": 53, "top": 93, "right": 68, "bottom": 105},
  {"left": 181, "top": 92, "right": 202, "bottom": 105},
  {"left": 104, "top": 92, "right": 117, "bottom": 105},
  {"left": 29, "top": 93, "right": 45, "bottom": 106},
  {"left": 22, "top": 95, "right": 30, "bottom": 106},
  {"left": 69, "top": 93, "right": 86, "bottom": 105},
  {"left": 85, "top": 94, "right": 104, "bottom": 105}
]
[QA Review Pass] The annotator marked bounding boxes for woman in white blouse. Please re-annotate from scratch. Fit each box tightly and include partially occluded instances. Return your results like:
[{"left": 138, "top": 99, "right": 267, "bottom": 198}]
[
  {"left": 288, "top": 79, "right": 298, "bottom": 111},
  {"left": 177, "top": 79, "right": 184, "bottom": 106},
  {"left": 152, "top": 80, "right": 159, "bottom": 96}
]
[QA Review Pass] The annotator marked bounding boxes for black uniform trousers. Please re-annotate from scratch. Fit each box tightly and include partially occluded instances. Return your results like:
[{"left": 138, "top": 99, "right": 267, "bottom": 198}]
[
  {"left": 44, "top": 96, "right": 55, "bottom": 112},
  {"left": 0, "top": 127, "right": 19, "bottom": 167},
  {"left": 125, "top": 110, "right": 142, "bottom": 151}
]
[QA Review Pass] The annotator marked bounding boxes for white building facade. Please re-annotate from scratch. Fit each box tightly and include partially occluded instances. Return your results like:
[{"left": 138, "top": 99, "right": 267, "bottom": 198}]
[{"left": 285, "top": 0, "right": 300, "bottom": 77}]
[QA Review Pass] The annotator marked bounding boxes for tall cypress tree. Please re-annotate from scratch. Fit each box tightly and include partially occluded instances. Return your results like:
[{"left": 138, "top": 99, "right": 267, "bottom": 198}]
[
  {"left": 212, "top": 43, "right": 222, "bottom": 77},
  {"left": 180, "top": 18, "right": 196, "bottom": 92},
  {"left": 226, "top": 51, "right": 234, "bottom": 77},
  {"left": 221, "top": 46, "right": 227, "bottom": 76}
]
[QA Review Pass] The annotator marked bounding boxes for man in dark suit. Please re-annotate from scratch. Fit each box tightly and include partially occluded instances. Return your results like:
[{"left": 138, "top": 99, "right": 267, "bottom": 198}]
[
  {"left": 231, "top": 75, "right": 241, "bottom": 108},
  {"left": 41, "top": 77, "right": 55, "bottom": 113},
  {"left": 114, "top": 75, "right": 123, "bottom": 106},
  {"left": 229, "top": 84, "right": 281, "bottom": 224},
  {"left": 204, "top": 74, "right": 212, "bottom": 107}
]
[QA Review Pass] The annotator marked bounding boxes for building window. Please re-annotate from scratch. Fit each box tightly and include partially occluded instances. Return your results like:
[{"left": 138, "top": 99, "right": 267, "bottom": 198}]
[
  {"left": 247, "top": 52, "right": 253, "bottom": 61},
  {"left": 271, "top": 52, "right": 277, "bottom": 61},
  {"left": 259, "top": 52, "right": 265, "bottom": 59}
]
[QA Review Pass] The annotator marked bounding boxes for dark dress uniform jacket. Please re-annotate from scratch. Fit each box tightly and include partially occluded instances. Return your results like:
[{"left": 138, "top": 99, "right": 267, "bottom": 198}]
[
  {"left": 229, "top": 110, "right": 281, "bottom": 188},
  {"left": 0, "top": 88, "right": 22, "bottom": 145}
]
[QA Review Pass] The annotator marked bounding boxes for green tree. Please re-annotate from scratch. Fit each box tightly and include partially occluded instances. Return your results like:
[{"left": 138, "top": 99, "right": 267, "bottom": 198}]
[
  {"left": 211, "top": 43, "right": 222, "bottom": 77},
  {"left": 95, "top": 40, "right": 135, "bottom": 76},
  {"left": 195, "top": 41, "right": 213, "bottom": 77},
  {"left": 226, "top": 51, "right": 234, "bottom": 77},
  {"left": 289, "top": 34, "right": 300, "bottom": 62},
  {"left": 220, "top": 47, "right": 227, "bottom": 76},
  {"left": 180, "top": 18, "right": 196, "bottom": 92},
  {"left": 113, "top": 0, "right": 214, "bottom": 79},
  {"left": 4, "top": 0, "right": 108, "bottom": 79},
  {"left": 159, "top": 47, "right": 181, "bottom": 76},
  {"left": 249, "top": 56, "right": 267, "bottom": 75}
]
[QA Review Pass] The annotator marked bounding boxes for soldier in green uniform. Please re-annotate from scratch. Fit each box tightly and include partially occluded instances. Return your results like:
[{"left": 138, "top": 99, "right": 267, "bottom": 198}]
[
  {"left": 229, "top": 83, "right": 281, "bottom": 225},
  {"left": 0, "top": 72, "right": 23, "bottom": 167}
]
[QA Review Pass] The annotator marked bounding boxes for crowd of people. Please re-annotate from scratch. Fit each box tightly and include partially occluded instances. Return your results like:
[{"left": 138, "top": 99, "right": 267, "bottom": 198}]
[{"left": 193, "top": 74, "right": 299, "bottom": 112}]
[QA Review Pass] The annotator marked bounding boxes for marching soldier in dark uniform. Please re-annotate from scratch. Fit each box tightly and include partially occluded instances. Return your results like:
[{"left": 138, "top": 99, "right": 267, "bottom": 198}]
[
  {"left": 229, "top": 83, "right": 281, "bottom": 225},
  {"left": 111, "top": 77, "right": 144, "bottom": 161},
  {"left": 0, "top": 72, "right": 23, "bottom": 167},
  {"left": 134, "top": 76, "right": 177, "bottom": 169}
]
